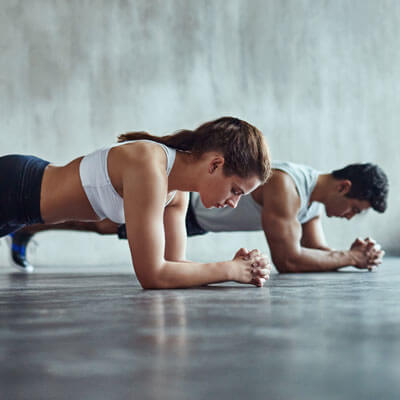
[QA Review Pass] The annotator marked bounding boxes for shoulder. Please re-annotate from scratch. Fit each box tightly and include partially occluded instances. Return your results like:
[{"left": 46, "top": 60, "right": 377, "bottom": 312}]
[
  {"left": 115, "top": 141, "right": 168, "bottom": 178},
  {"left": 264, "top": 169, "right": 298, "bottom": 199},
  {"left": 261, "top": 169, "right": 300, "bottom": 217},
  {"left": 119, "top": 141, "right": 166, "bottom": 163}
]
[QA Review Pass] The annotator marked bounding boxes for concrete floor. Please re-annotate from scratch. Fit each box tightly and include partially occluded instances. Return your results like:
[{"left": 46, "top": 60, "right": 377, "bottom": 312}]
[{"left": 1, "top": 259, "right": 400, "bottom": 400}]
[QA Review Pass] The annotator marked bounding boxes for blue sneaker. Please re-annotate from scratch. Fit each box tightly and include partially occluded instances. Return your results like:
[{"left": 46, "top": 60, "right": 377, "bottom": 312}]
[{"left": 7, "top": 232, "right": 34, "bottom": 273}]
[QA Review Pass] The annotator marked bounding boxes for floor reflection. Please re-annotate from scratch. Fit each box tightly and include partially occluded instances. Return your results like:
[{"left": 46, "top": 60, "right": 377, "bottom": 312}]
[{"left": 138, "top": 292, "right": 189, "bottom": 398}]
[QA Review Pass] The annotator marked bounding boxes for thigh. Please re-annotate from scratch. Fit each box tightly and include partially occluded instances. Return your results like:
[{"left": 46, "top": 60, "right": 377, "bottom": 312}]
[
  {"left": 0, "top": 154, "right": 49, "bottom": 231},
  {"left": 0, "top": 155, "right": 26, "bottom": 227}
]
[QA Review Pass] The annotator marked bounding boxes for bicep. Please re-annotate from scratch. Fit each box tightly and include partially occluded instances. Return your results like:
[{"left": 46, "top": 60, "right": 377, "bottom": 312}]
[
  {"left": 260, "top": 173, "right": 303, "bottom": 266},
  {"left": 163, "top": 191, "right": 189, "bottom": 261},
  {"left": 262, "top": 210, "right": 303, "bottom": 263},
  {"left": 301, "top": 217, "right": 330, "bottom": 250}
]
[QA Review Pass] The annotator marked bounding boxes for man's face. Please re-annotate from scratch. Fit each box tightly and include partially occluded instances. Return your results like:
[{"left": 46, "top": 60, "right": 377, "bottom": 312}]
[{"left": 325, "top": 195, "right": 371, "bottom": 219}]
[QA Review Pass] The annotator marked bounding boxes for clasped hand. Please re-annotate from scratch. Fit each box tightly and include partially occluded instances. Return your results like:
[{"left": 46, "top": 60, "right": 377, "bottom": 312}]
[
  {"left": 232, "top": 248, "right": 272, "bottom": 287},
  {"left": 350, "top": 237, "right": 384, "bottom": 270}
]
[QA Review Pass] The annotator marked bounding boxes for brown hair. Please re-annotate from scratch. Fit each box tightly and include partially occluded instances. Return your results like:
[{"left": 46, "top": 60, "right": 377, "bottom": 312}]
[{"left": 118, "top": 116, "right": 271, "bottom": 182}]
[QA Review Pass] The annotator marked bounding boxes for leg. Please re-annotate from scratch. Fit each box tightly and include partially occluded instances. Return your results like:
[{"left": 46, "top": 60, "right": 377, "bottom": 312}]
[
  {"left": 8, "top": 219, "right": 121, "bottom": 271},
  {"left": 19, "top": 219, "right": 120, "bottom": 235}
]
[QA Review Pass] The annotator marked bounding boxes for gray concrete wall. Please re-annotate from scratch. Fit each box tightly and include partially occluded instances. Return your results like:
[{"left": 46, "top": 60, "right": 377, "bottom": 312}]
[{"left": 1, "top": 0, "right": 399, "bottom": 268}]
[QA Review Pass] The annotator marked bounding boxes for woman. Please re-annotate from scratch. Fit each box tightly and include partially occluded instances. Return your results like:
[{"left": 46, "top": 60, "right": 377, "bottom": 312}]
[{"left": 0, "top": 117, "right": 272, "bottom": 288}]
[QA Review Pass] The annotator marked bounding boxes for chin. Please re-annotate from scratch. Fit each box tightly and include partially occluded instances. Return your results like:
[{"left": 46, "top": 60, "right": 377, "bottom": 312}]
[{"left": 200, "top": 196, "right": 212, "bottom": 209}]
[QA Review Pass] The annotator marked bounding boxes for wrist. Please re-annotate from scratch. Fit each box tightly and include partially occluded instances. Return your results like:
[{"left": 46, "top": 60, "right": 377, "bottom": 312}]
[
  {"left": 214, "top": 260, "right": 232, "bottom": 281},
  {"left": 226, "top": 260, "right": 235, "bottom": 281},
  {"left": 347, "top": 249, "right": 358, "bottom": 266}
]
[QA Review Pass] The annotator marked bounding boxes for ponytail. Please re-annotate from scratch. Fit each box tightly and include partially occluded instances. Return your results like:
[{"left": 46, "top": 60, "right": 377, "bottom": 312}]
[
  {"left": 118, "top": 130, "right": 197, "bottom": 152},
  {"left": 118, "top": 117, "right": 271, "bottom": 183}
]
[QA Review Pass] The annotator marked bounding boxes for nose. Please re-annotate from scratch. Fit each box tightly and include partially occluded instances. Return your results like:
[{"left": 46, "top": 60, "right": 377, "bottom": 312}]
[
  {"left": 344, "top": 212, "right": 354, "bottom": 220},
  {"left": 226, "top": 195, "right": 240, "bottom": 208}
]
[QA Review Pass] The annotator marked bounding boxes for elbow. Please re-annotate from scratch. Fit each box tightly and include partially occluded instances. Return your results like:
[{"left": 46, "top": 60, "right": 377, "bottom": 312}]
[
  {"left": 272, "top": 253, "right": 300, "bottom": 273},
  {"left": 132, "top": 257, "right": 166, "bottom": 289},
  {"left": 139, "top": 276, "right": 156, "bottom": 289},
  {"left": 140, "top": 282, "right": 161, "bottom": 290},
  {"left": 135, "top": 265, "right": 170, "bottom": 290},
  {"left": 139, "top": 278, "right": 166, "bottom": 290},
  {"left": 138, "top": 274, "right": 166, "bottom": 290}
]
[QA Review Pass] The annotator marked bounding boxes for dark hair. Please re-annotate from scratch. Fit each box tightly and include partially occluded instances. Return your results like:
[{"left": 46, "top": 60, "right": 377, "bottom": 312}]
[
  {"left": 331, "top": 163, "right": 388, "bottom": 213},
  {"left": 118, "top": 117, "right": 271, "bottom": 182}
]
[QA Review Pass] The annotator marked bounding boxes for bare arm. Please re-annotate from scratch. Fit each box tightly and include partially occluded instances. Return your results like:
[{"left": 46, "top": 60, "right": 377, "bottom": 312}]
[
  {"left": 122, "top": 148, "right": 269, "bottom": 289},
  {"left": 262, "top": 172, "right": 363, "bottom": 273},
  {"left": 163, "top": 191, "right": 189, "bottom": 262},
  {"left": 300, "top": 216, "right": 331, "bottom": 251}
]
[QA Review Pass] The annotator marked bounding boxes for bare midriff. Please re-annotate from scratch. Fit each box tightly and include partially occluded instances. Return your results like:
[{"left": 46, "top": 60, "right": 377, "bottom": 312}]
[{"left": 40, "top": 157, "right": 101, "bottom": 223}]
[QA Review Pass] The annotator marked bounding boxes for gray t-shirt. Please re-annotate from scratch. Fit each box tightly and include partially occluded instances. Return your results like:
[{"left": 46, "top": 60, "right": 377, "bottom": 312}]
[{"left": 191, "top": 161, "right": 324, "bottom": 232}]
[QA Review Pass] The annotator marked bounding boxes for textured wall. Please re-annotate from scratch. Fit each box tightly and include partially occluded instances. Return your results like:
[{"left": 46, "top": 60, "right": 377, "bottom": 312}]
[{"left": 0, "top": 0, "right": 399, "bottom": 268}]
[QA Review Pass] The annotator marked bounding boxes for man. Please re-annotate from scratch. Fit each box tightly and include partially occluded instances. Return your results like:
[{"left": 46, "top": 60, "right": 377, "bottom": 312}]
[
  {"left": 7, "top": 162, "right": 388, "bottom": 273},
  {"left": 187, "top": 162, "right": 387, "bottom": 272}
]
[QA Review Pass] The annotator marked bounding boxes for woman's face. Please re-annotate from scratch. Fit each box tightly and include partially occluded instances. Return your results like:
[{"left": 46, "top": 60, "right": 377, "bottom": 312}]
[{"left": 199, "top": 158, "right": 262, "bottom": 208}]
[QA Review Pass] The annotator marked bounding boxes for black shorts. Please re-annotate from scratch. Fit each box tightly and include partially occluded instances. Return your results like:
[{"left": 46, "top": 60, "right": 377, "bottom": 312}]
[
  {"left": 0, "top": 155, "right": 49, "bottom": 237},
  {"left": 117, "top": 193, "right": 208, "bottom": 239}
]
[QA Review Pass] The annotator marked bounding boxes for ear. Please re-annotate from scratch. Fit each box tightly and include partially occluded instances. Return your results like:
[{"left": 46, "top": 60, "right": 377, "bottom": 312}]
[
  {"left": 337, "top": 179, "right": 352, "bottom": 195},
  {"left": 208, "top": 155, "right": 225, "bottom": 174}
]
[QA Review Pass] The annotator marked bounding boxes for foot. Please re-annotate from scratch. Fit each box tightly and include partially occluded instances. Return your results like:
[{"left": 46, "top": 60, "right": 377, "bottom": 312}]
[{"left": 7, "top": 232, "right": 34, "bottom": 273}]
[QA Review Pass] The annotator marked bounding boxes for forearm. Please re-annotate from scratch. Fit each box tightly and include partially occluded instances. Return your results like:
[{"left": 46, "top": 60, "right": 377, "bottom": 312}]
[
  {"left": 138, "top": 260, "right": 231, "bottom": 289},
  {"left": 274, "top": 247, "right": 354, "bottom": 273}
]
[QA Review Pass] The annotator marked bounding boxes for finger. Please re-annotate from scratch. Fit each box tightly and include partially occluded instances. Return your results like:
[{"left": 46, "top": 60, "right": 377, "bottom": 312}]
[
  {"left": 252, "top": 277, "right": 266, "bottom": 287},
  {"left": 255, "top": 268, "right": 271, "bottom": 278},
  {"left": 369, "top": 250, "right": 384, "bottom": 258},
  {"left": 368, "top": 250, "right": 384, "bottom": 260},
  {"left": 368, "top": 258, "right": 382, "bottom": 266},
  {"left": 248, "top": 249, "right": 261, "bottom": 258},
  {"left": 372, "top": 244, "right": 382, "bottom": 252},
  {"left": 368, "top": 259, "right": 381, "bottom": 266},
  {"left": 236, "top": 248, "right": 250, "bottom": 259},
  {"left": 365, "top": 241, "right": 376, "bottom": 250},
  {"left": 258, "top": 277, "right": 266, "bottom": 286},
  {"left": 252, "top": 254, "right": 270, "bottom": 267},
  {"left": 368, "top": 259, "right": 382, "bottom": 267},
  {"left": 253, "top": 262, "right": 273, "bottom": 272}
]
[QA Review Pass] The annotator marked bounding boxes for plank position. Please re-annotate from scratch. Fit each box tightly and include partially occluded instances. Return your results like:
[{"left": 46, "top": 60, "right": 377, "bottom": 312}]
[
  {"left": 1, "top": 117, "right": 273, "bottom": 288},
  {"left": 187, "top": 161, "right": 388, "bottom": 272},
  {"left": 8, "top": 161, "right": 388, "bottom": 273}
]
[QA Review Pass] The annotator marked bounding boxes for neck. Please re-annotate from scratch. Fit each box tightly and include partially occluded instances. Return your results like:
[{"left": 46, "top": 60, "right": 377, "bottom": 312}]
[
  {"left": 309, "top": 173, "right": 334, "bottom": 204},
  {"left": 167, "top": 151, "right": 203, "bottom": 192}
]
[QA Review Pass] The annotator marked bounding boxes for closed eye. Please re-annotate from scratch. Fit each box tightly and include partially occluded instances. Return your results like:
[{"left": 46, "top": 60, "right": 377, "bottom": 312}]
[{"left": 231, "top": 185, "right": 244, "bottom": 196}]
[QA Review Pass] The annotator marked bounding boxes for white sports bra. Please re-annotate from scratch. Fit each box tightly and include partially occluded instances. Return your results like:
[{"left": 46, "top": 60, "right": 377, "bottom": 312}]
[{"left": 79, "top": 139, "right": 177, "bottom": 223}]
